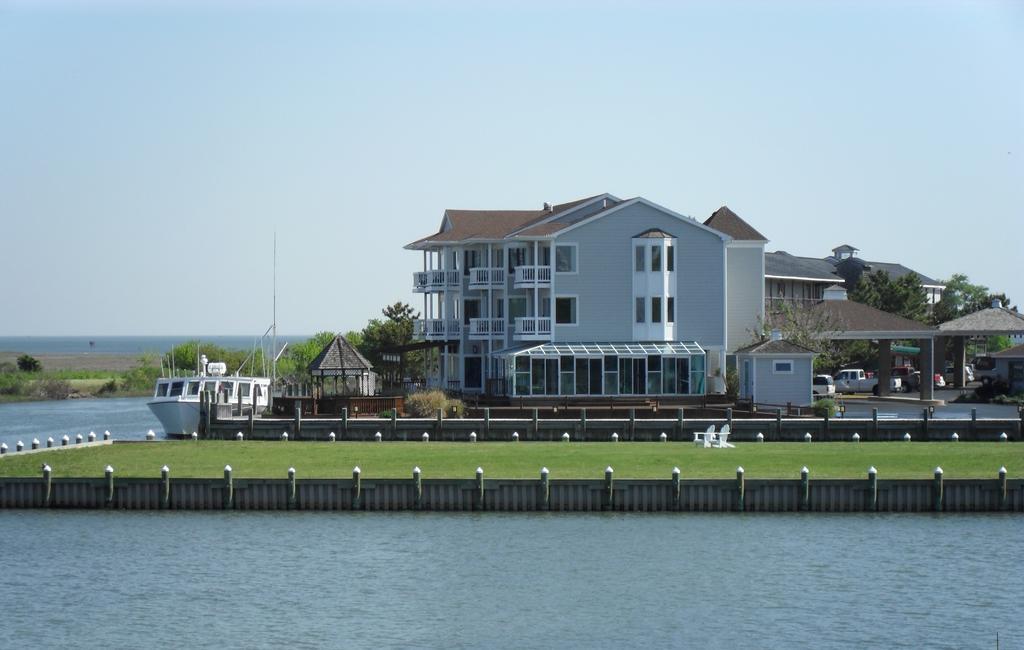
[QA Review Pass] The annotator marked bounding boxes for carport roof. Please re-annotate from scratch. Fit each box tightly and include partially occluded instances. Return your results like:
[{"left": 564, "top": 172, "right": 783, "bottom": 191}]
[
  {"left": 938, "top": 306, "right": 1024, "bottom": 336},
  {"left": 992, "top": 343, "right": 1024, "bottom": 358},
  {"left": 805, "top": 299, "right": 937, "bottom": 339}
]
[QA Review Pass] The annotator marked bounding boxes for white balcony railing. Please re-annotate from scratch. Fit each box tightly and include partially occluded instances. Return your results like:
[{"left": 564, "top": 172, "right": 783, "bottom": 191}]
[
  {"left": 412, "top": 270, "right": 460, "bottom": 293},
  {"left": 413, "top": 318, "right": 461, "bottom": 340},
  {"left": 513, "top": 317, "right": 552, "bottom": 340},
  {"left": 468, "top": 267, "right": 505, "bottom": 290},
  {"left": 513, "top": 265, "right": 552, "bottom": 288},
  {"left": 468, "top": 318, "right": 506, "bottom": 339}
]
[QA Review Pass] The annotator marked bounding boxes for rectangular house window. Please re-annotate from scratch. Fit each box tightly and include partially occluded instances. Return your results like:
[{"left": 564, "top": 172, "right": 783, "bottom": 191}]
[
  {"left": 635, "top": 297, "right": 645, "bottom": 323},
  {"left": 667, "top": 245, "right": 674, "bottom": 272},
  {"left": 773, "top": 360, "right": 794, "bottom": 375},
  {"left": 555, "top": 297, "right": 577, "bottom": 325},
  {"left": 635, "top": 246, "right": 645, "bottom": 272},
  {"left": 560, "top": 355, "right": 574, "bottom": 396},
  {"left": 667, "top": 297, "right": 675, "bottom": 323},
  {"left": 651, "top": 297, "right": 662, "bottom": 323},
  {"left": 651, "top": 246, "right": 661, "bottom": 272},
  {"left": 604, "top": 355, "right": 618, "bottom": 395},
  {"left": 555, "top": 245, "right": 576, "bottom": 273}
]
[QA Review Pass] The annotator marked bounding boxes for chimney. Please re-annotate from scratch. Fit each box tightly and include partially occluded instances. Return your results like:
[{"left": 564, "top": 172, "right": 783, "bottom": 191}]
[
  {"left": 992, "top": 298, "right": 1003, "bottom": 309},
  {"left": 824, "top": 285, "right": 848, "bottom": 301},
  {"left": 543, "top": 202, "right": 552, "bottom": 212},
  {"left": 770, "top": 329, "right": 783, "bottom": 342}
]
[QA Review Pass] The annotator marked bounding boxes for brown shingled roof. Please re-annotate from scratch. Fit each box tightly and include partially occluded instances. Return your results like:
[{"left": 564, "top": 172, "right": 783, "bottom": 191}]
[
  {"left": 704, "top": 206, "right": 768, "bottom": 241},
  {"left": 407, "top": 195, "right": 606, "bottom": 246},
  {"left": 805, "top": 299, "right": 936, "bottom": 335}
]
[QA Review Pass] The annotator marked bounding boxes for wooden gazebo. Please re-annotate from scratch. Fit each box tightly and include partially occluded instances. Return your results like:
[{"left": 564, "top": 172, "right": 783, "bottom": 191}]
[{"left": 308, "top": 335, "right": 377, "bottom": 397}]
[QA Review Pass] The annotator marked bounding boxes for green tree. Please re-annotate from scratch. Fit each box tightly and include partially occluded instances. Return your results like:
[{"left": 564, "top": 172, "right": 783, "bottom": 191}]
[
  {"left": 849, "top": 270, "right": 928, "bottom": 323},
  {"left": 281, "top": 331, "right": 339, "bottom": 379},
  {"left": 360, "top": 302, "right": 421, "bottom": 388},
  {"left": 16, "top": 354, "right": 41, "bottom": 372}
]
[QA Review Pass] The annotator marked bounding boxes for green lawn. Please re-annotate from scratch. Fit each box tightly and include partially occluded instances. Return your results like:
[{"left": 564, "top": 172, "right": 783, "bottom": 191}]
[{"left": 0, "top": 441, "right": 1018, "bottom": 479}]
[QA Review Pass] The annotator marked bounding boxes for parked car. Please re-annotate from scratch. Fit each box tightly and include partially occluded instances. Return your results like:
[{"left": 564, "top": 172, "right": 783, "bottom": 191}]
[
  {"left": 942, "top": 362, "right": 974, "bottom": 384},
  {"left": 812, "top": 375, "right": 835, "bottom": 397},
  {"left": 833, "top": 369, "right": 902, "bottom": 395},
  {"left": 933, "top": 373, "right": 945, "bottom": 388},
  {"left": 970, "top": 356, "right": 998, "bottom": 382},
  {"left": 891, "top": 366, "right": 919, "bottom": 392}
]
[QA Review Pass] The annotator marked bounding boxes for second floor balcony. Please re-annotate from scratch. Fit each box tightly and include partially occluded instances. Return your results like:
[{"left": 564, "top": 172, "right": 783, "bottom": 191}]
[
  {"left": 413, "top": 270, "right": 460, "bottom": 293},
  {"left": 513, "top": 316, "right": 552, "bottom": 341},
  {"left": 413, "top": 318, "right": 461, "bottom": 340},
  {"left": 468, "top": 318, "right": 506, "bottom": 339},
  {"left": 468, "top": 267, "right": 505, "bottom": 290},
  {"left": 513, "top": 265, "right": 552, "bottom": 289}
]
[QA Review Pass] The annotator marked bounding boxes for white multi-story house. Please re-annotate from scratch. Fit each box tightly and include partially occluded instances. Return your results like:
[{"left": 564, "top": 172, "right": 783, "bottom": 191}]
[{"left": 405, "top": 194, "right": 767, "bottom": 399}]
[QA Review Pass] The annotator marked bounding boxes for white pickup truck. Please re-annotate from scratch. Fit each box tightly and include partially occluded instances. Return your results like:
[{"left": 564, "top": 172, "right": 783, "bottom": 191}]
[{"left": 833, "top": 369, "right": 902, "bottom": 395}]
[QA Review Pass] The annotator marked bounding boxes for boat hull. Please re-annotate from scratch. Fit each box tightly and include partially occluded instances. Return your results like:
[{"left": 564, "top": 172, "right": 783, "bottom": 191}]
[{"left": 147, "top": 399, "right": 201, "bottom": 437}]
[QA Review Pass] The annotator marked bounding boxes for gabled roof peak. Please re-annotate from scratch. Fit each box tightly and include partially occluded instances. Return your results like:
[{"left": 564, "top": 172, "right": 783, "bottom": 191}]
[{"left": 704, "top": 206, "right": 768, "bottom": 242}]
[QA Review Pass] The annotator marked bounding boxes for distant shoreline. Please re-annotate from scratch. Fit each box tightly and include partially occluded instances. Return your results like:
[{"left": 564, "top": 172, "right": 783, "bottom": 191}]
[{"left": 0, "top": 352, "right": 142, "bottom": 373}]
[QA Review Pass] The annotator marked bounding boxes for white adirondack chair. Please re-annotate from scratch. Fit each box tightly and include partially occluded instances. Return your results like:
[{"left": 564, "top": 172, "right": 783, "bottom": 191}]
[
  {"left": 714, "top": 424, "right": 735, "bottom": 448},
  {"left": 694, "top": 424, "right": 715, "bottom": 448}
]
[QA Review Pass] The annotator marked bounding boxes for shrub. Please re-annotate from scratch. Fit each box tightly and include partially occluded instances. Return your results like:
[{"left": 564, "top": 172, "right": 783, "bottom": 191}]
[
  {"left": 446, "top": 398, "right": 465, "bottom": 418},
  {"left": 725, "top": 366, "right": 739, "bottom": 401},
  {"left": 97, "top": 379, "right": 120, "bottom": 395},
  {"left": 0, "top": 373, "right": 27, "bottom": 396},
  {"left": 33, "top": 378, "right": 71, "bottom": 400},
  {"left": 17, "top": 354, "right": 41, "bottom": 372},
  {"left": 377, "top": 409, "right": 396, "bottom": 418},
  {"left": 405, "top": 390, "right": 449, "bottom": 417},
  {"left": 811, "top": 398, "right": 837, "bottom": 418}
]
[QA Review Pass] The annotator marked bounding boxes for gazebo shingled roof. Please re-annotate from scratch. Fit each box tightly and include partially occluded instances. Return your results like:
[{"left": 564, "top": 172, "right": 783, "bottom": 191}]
[
  {"left": 937, "top": 305, "right": 1024, "bottom": 336},
  {"left": 308, "top": 335, "right": 373, "bottom": 376}
]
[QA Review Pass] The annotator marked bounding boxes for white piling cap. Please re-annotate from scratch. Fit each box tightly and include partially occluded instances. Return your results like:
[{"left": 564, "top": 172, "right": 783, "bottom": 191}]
[
  {"left": 756, "top": 432, "right": 764, "bottom": 441},
  {"left": 16, "top": 441, "right": 23, "bottom": 447},
  {"left": 672, "top": 466, "right": 680, "bottom": 476},
  {"left": 76, "top": 434, "right": 82, "bottom": 440},
  {"left": 62, "top": 435, "right": 69, "bottom": 442},
  {"left": 804, "top": 432, "right": 812, "bottom": 441},
  {"left": 104, "top": 430, "right": 111, "bottom": 437},
  {"left": 801, "top": 466, "right": 809, "bottom": 475},
  {"left": 47, "top": 437, "right": 54, "bottom": 443},
  {"left": 869, "top": 466, "right": 877, "bottom": 475},
  {"left": 476, "top": 466, "right": 483, "bottom": 475},
  {"left": 281, "top": 432, "right": 288, "bottom": 439},
  {"left": 852, "top": 432, "right": 860, "bottom": 441},
  {"left": 951, "top": 432, "right": 959, "bottom": 440},
  {"left": 224, "top": 464, "right": 232, "bottom": 472},
  {"left": 422, "top": 432, "right": 429, "bottom": 441},
  {"left": 161, "top": 465, "right": 169, "bottom": 474},
  {"left": 104, "top": 465, "right": 113, "bottom": 474},
  {"left": 934, "top": 466, "right": 943, "bottom": 475},
  {"left": 903, "top": 432, "right": 911, "bottom": 441},
  {"left": 660, "top": 432, "right": 668, "bottom": 441},
  {"left": 191, "top": 432, "right": 198, "bottom": 440},
  {"left": 562, "top": 432, "right": 570, "bottom": 441},
  {"left": 236, "top": 432, "right": 244, "bottom": 440},
  {"left": 33, "top": 438, "right": 39, "bottom": 445},
  {"left": 288, "top": 467, "right": 296, "bottom": 476},
  {"left": 43, "top": 464, "right": 52, "bottom": 472},
  {"left": 375, "top": 432, "right": 382, "bottom": 440},
  {"left": 1000, "top": 432, "right": 1008, "bottom": 441},
  {"left": 512, "top": 431, "right": 520, "bottom": 439},
  {"left": 611, "top": 432, "right": 619, "bottom": 440},
  {"left": 353, "top": 466, "right": 361, "bottom": 474},
  {"left": 413, "top": 466, "right": 421, "bottom": 474},
  {"left": 89, "top": 431, "right": 95, "bottom": 437},
  {"left": 541, "top": 466, "right": 549, "bottom": 476},
  {"left": 0, "top": 443, "right": 6, "bottom": 450},
  {"left": 737, "top": 466, "right": 745, "bottom": 474},
  {"left": 148, "top": 429, "right": 155, "bottom": 436},
  {"left": 999, "top": 466, "right": 1007, "bottom": 475},
  {"left": 605, "top": 466, "right": 614, "bottom": 474}
]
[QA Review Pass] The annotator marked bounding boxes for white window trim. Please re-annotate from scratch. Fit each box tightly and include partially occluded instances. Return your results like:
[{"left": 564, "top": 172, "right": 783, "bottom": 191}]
[
  {"left": 772, "top": 359, "right": 795, "bottom": 375},
  {"left": 554, "top": 294, "right": 579, "bottom": 326},
  {"left": 554, "top": 242, "right": 579, "bottom": 275}
]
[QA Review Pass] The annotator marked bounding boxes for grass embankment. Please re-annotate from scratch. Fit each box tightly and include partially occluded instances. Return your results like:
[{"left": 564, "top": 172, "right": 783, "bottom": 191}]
[
  {"left": 0, "top": 442, "right": 1018, "bottom": 479},
  {"left": 0, "top": 356, "right": 158, "bottom": 402}
]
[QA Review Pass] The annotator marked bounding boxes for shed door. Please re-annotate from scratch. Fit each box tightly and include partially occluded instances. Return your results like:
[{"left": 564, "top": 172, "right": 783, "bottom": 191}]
[{"left": 743, "top": 359, "right": 752, "bottom": 400}]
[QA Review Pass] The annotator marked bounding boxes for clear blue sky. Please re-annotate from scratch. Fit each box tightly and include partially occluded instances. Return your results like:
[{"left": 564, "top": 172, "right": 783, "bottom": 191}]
[{"left": 1, "top": 0, "right": 1021, "bottom": 336}]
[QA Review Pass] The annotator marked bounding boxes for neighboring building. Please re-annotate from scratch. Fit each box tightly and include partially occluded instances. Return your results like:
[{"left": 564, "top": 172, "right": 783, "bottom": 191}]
[
  {"left": 405, "top": 194, "right": 766, "bottom": 398},
  {"left": 991, "top": 344, "right": 1024, "bottom": 394},
  {"left": 735, "top": 335, "right": 817, "bottom": 407},
  {"left": 764, "top": 244, "right": 945, "bottom": 312}
]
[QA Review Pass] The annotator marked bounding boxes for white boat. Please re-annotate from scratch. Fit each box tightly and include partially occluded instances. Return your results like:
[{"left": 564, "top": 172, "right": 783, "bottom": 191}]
[{"left": 148, "top": 355, "right": 271, "bottom": 437}]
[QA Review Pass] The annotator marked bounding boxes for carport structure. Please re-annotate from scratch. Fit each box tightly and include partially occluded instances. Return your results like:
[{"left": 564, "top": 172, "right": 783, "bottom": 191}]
[
  {"left": 804, "top": 287, "right": 938, "bottom": 400},
  {"left": 937, "top": 300, "right": 1024, "bottom": 388}
]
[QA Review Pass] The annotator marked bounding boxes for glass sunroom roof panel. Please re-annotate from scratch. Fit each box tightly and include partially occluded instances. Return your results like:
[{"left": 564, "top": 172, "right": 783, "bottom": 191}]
[{"left": 509, "top": 341, "right": 704, "bottom": 357}]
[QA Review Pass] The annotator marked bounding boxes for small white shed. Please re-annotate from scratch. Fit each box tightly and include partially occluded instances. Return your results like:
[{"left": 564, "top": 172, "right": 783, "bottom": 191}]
[{"left": 735, "top": 335, "right": 818, "bottom": 407}]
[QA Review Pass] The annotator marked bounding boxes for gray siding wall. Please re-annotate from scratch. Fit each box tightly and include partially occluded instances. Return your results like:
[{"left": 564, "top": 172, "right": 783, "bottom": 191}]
[
  {"left": 552, "top": 202, "right": 725, "bottom": 347},
  {"left": 748, "top": 355, "right": 814, "bottom": 406},
  {"left": 726, "top": 245, "right": 764, "bottom": 351}
]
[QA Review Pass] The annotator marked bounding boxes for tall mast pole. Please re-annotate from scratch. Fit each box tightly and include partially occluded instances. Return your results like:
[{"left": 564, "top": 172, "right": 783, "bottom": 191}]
[{"left": 272, "top": 232, "right": 277, "bottom": 398}]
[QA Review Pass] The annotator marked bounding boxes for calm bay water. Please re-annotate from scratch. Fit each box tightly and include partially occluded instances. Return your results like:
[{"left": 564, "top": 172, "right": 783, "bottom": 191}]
[
  {"left": 0, "top": 397, "right": 158, "bottom": 449},
  {"left": 0, "top": 511, "right": 1021, "bottom": 648},
  {"left": 0, "top": 335, "right": 310, "bottom": 356}
]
